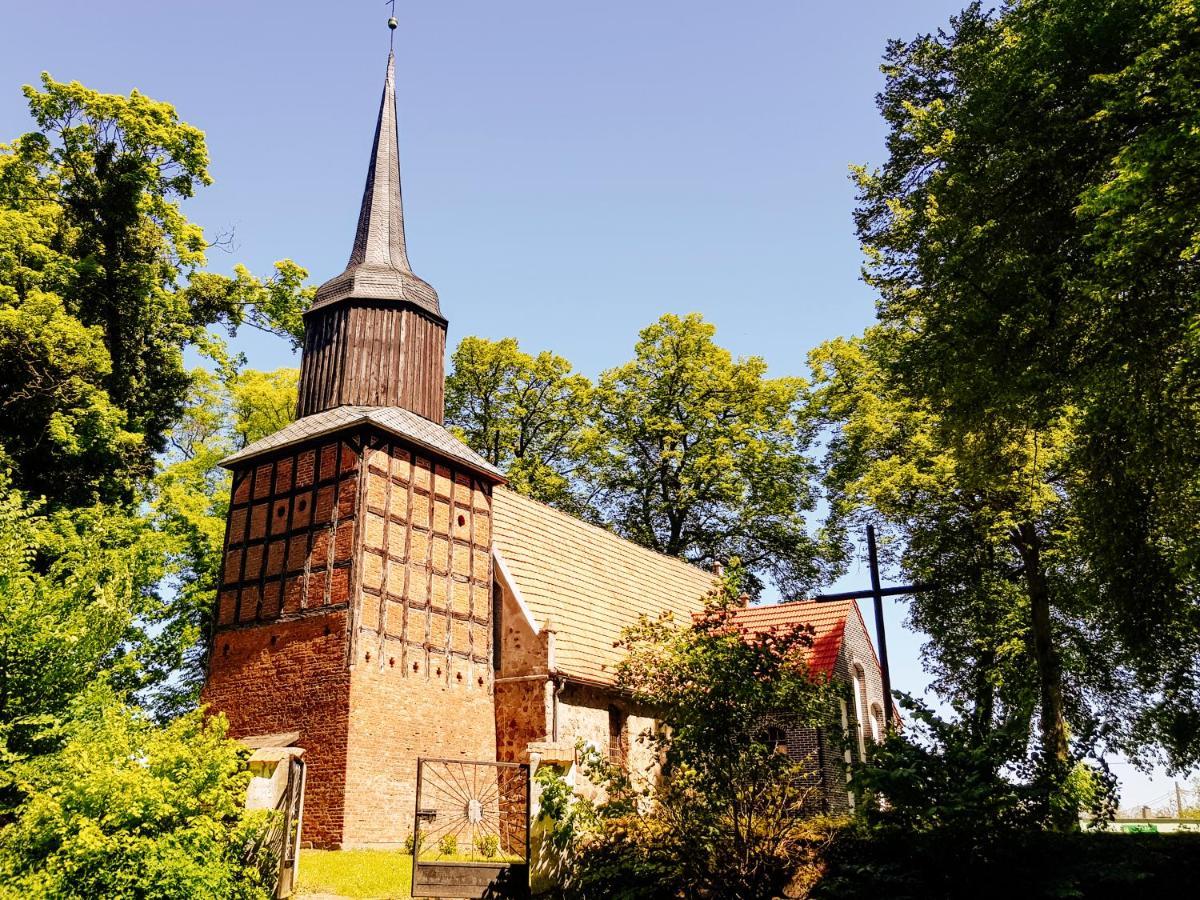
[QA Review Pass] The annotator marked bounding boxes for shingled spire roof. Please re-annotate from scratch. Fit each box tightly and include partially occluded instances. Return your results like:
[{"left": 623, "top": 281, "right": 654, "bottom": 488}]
[{"left": 309, "top": 51, "right": 442, "bottom": 320}]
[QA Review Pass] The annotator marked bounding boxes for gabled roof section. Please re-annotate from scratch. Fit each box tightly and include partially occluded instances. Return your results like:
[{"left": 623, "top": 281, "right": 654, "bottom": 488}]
[
  {"left": 731, "top": 598, "right": 861, "bottom": 676},
  {"left": 491, "top": 488, "right": 717, "bottom": 686},
  {"left": 220, "top": 405, "right": 504, "bottom": 481}
]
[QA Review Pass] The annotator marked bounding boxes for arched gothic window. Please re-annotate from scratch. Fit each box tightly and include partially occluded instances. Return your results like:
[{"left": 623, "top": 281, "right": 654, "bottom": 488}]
[{"left": 851, "top": 663, "right": 868, "bottom": 761}]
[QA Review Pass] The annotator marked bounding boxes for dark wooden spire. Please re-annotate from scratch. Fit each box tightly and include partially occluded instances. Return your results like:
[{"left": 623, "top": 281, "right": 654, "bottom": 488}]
[{"left": 297, "top": 51, "right": 447, "bottom": 423}]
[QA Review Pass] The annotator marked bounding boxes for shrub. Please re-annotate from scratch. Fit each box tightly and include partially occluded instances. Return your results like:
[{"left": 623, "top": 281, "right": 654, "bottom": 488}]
[
  {"left": 0, "top": 691, "right": 270, "bottom": 900},
  {"left": 474, "top": 834, "right": 500, "bottom": 859},
  {"left": 539, "top": 589, "right": 842, "bottom": 899},
  {"left": 437, "top": 834, "right": 458, "bottom": 858}
]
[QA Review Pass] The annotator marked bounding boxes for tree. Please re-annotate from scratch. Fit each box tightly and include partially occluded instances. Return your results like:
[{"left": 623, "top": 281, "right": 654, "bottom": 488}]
[
  {"left": 808, "top": 332, "right": 1097, "bottom": 818},
  {"left": 0, "top": 74, "right": 311, "bottom": 506},
  {"left": 445, "top": 336, "right": 591, "bottom": 512},
  {"left": 146, "top": 364, "right": 298, "bottom": 717},
  {"left": 848, "top": 0, "right": 1200, "bottom": 803},
  {"left": 591, "top": 314, "right": 822, "bottom": 596},
  {"left": 540, "top": 583, "right": 839, "bottom": 899},
  {"left": 0, "top": 481, "right": 166, "bottom": 803}
]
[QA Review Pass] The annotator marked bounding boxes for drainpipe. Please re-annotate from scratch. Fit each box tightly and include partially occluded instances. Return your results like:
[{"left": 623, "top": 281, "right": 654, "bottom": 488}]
[{"left": 544, "top": 618, "right": 559, "bottom": 742}]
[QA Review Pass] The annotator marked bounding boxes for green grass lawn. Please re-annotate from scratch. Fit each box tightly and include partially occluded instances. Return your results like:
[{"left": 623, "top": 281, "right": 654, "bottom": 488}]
[{"left": 296, "top": 849, "right": 412, "bottom": 899}]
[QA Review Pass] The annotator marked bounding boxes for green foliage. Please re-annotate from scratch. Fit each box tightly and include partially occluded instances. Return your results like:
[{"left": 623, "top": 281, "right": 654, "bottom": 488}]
[
  {"left": 437, "top": 834, "right": 458, "bottom": 858},
  {"left": 0, "top": 72, "right": 303, "bottom": 898},
  {"left": 853, "top": 694, "right": 1115, "bottom": 835},
  {"left": 145, "top": 363, "right": 297, "bottom": 717},
  {"left": 0, "top": 480, "right": 167, "bottom": 804},
  {"left": 0, "top": 73, "right": 310, "bottom": 506},
  {"left": 831, "top": 0, "right": 1200, "bottom": 820},
  {"left": 809, "top": 329, "right": 1086, "bottom": 819},
  {"left": 0, "top": 691, "right": 269, "bottom": 900},
  {"left": 473, "top": 833, "right": 499, "bottom": 859},
  {"left": 445, "top": 336, "right": 591, "bottom": 512},
  {"left": 542, "top": 586, "right": 842, "bottom": 899},
  {"left": 592, "top": 314, "right": 822, "bottom": 596},
  {"left": 449, "top": 315, "right": 825, "bottom": 595}
]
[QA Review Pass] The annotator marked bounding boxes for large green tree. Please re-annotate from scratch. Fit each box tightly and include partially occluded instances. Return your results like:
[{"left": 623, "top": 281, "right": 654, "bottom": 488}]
[
  {"left": 591, "top": 314, "right": 822, "bottom": 595},
  {"left": 147, "top": 363, "right": 298, "bottom": 717},
  {"left": 445, "top": 336, "right": 592, "bottom": 513},
  {"left": 0, "top": 74, "right": 310, "bottom": 506},
  {"left": 810, "top": 332, "right": 1098, "bottom": 825},
  {"left": 843, "top": 0, "right": 1200, "bottom": 810}
]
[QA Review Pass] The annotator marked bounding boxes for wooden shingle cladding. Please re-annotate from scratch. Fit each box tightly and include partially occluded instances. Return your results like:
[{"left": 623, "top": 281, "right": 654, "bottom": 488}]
[{"left": 296, "top": 303, "right": 446, "bottom": 422}]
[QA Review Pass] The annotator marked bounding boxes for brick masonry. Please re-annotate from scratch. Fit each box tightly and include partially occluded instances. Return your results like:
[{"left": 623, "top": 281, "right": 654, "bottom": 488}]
[
  {"left": 774, "top": 606, "right": 889, "bottom": 814},
  {"left": 202, "top": 427, "right": 500, "bottom": 849}
]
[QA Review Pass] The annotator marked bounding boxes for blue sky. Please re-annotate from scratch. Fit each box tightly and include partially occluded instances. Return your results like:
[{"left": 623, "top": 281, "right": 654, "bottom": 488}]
[{"left": 2, "top": 0, "right": 1187, "bottom": 807}]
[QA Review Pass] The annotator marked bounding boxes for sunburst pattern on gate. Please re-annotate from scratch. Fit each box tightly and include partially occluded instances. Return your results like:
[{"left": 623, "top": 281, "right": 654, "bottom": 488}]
[{"left": 413, "top": 758, "right": 529, "bottom": 864}]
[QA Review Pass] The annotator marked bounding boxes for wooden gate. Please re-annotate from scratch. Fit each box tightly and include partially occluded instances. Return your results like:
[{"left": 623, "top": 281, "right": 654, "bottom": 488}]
[{"left": 411, "top": 758, "right": 530, "bottom": 899}]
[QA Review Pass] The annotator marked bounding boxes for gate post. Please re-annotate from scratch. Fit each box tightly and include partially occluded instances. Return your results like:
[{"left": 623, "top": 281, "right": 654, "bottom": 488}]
[{"left": 246, "top": 746, "right": 307, "bottom": 898}]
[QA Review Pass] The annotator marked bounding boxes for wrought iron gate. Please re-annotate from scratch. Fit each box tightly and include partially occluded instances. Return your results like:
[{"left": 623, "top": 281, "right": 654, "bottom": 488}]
[{"left": 411, "top": 758, "right": 530, "bottom": 899}]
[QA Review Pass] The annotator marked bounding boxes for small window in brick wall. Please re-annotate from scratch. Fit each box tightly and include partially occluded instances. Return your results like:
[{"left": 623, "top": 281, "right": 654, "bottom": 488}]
[
  {"left": 870, "top": 703, "right": 885, "bottom": 744},
  {"left": 764, "top": 725, "right": 789, "bottom": 756},
  {"left": 608, "top": 706, "right": 627, "bottom": 766}
]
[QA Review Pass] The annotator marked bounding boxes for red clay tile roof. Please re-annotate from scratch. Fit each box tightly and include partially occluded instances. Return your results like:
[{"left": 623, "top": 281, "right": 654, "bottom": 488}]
[
  {"left": 492, "top": 487, "right": 717, "bottom": 686},
  {"left": 730, "top": 599, "right": 859, "bottom": 676}
]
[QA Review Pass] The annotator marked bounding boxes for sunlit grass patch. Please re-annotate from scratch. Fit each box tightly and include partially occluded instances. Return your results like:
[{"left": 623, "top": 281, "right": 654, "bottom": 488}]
[{"left": 296, "top": 849, "right": 412, "bottom": 899}]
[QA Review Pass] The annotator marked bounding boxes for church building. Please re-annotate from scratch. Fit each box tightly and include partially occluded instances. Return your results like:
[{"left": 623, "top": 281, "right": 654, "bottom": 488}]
[{"left": 201, "top": 43, "right": 888, "bottom": 851}]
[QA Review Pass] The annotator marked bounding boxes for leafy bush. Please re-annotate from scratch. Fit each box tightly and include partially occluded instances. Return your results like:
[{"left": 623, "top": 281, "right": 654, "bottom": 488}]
[
  {"left": 474, "top": 834, "right": 500, "bottom": 859},
  {"left": 853, "top": 695, "right": 1116, "bottom": 835},
  {"left": 0, "top": 691, "right": 270, "bottom": 900},
  {"left": 437, "top": 834, "right": 458, "bottom": 857},
  {"left": 539, "top": 589, "right": 843, "bottom": 899}
]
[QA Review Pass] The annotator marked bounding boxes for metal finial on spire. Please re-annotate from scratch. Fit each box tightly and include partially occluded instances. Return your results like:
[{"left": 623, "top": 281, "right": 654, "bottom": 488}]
[{"left": 386, "top": 0, "right": 398, "bottom": 48}]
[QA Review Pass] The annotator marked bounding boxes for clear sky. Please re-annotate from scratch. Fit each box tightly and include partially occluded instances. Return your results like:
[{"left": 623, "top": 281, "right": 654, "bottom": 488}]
[{"left": 2, "top": 0, "right": 1187, "bottom": 808}]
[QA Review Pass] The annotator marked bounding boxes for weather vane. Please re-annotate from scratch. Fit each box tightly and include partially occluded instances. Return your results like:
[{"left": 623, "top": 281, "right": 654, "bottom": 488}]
[{"left": 385, "top": 0, "right": 398, "bottom": 48}]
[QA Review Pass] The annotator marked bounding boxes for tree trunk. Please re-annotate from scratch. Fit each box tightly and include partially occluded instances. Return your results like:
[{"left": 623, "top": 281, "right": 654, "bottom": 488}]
[{"left": 1012, "top": 522, "right": 1073, "bottom": 828}]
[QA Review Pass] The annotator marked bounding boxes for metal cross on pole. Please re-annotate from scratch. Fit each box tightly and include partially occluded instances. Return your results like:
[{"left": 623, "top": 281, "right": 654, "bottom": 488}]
[{"left": 809, "top": 524, "right": 934, "bottom": 725}]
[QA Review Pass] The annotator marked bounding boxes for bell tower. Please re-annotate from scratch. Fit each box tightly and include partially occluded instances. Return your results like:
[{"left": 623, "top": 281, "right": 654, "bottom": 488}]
[
  {"left": 297, "top": 50, "right": 448, "bottom": 423},
  {"left": 202, "top": 32, "right": 505, "bottom": 849}
]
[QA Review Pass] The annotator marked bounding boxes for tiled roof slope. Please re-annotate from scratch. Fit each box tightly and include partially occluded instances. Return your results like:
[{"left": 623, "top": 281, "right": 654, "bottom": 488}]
[
  {"left": 220, "top": 406, "right": 504, "bottom": 481},
  {"left": 731, "top": 599, "right": 861, "bottom": 676},
  {"left": 492, "top": 487, "right": 716, "bottom": 686}
]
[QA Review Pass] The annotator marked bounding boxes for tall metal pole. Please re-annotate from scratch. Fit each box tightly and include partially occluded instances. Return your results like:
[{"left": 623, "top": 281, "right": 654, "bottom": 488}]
[{"left": 867, "top": 525, "right": 894, "bottom": 725}]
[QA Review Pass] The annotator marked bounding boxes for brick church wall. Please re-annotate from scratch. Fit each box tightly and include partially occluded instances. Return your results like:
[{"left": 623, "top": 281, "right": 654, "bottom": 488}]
[
  {"left": 204, "top": 430, "right": 501, "bottom": 849},
  {"left": 341, "top": 438, "right": 497, "bottom": 848},
  {"left": 764, "top": 607, "right": 888, "bottom": 815},
  {"left": 203, "top": 437, "right": 361, "bottom": 848},
  {"left": 205, "top": 613, "right": 352, "bottom": 846},
  {"left": 493, "top": 581, "right": 551, "bottom": 763}
]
